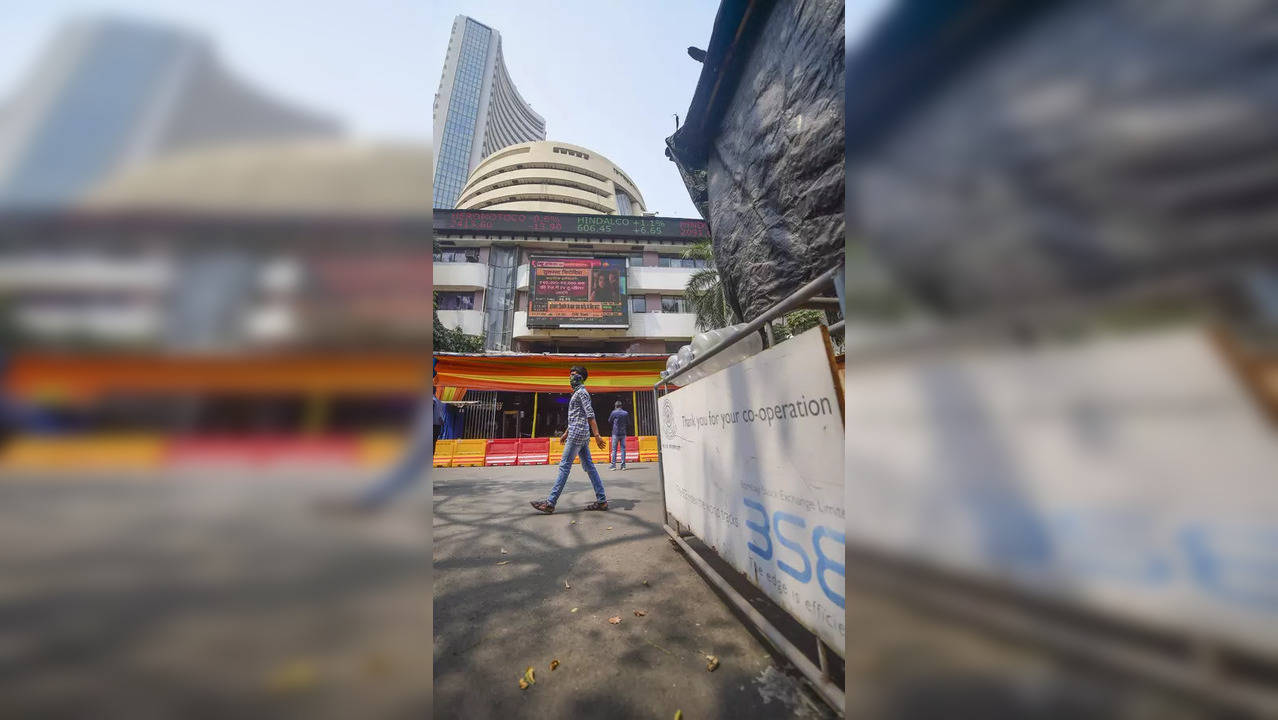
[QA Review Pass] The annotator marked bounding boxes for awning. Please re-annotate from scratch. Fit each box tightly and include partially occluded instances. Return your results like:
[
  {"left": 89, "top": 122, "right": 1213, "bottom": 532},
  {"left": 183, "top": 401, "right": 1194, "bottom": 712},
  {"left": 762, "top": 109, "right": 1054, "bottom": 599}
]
[
  {"left": 5, "top": 353, "right": 429, "bottom": 403},
  {"left": 434, "top": 354, "right": 667, "bottom": 393}
]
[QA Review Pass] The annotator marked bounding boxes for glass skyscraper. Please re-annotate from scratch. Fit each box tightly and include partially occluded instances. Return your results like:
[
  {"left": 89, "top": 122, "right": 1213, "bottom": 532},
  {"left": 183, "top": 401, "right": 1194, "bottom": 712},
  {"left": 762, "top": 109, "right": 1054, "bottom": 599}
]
[
  {"left": 0, "top": 16, "right": 340, "bottom": 209},
  {"left": 432, "top": 16, "right": 545, "bottom": 209}
]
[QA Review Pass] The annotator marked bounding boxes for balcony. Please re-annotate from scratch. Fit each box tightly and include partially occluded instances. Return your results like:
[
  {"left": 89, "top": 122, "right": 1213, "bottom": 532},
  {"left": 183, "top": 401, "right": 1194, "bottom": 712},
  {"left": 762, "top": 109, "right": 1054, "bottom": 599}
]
[
  {"left": 436, "top": 309, "right": 485, "bottom": 336},
  {"left": 515, "top": 264, "right": 695, "bottom": 294},
  {"left": 628, "top": 266, "right": 696, "bottom": 294},
  {"left": 433, "top": 262, "right": 487, "bottom": 291},
  {"left": 513, "top": 310, "right": 696, "bottom": 340}
]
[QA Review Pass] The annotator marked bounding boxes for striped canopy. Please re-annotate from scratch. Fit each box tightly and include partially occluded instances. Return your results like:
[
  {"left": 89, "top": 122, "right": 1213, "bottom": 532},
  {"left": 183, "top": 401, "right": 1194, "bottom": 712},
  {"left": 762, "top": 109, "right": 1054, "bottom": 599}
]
[{"left": 434, "top": 354, "right": 667, "bottom": 393}]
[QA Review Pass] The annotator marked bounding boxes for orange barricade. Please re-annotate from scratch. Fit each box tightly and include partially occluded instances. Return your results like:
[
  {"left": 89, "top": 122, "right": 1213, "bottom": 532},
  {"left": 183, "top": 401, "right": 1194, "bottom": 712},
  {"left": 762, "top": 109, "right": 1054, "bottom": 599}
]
[
  {"left": 518, "top": 438, "right": 550, "bottom": 465},
  {"left": 0, "top": 434, "right": 165, "bottom": 472},
  {"left": 360, "top": 433, "right": 406, "bottom": 469},
  {"left": 547, "top": 437, "right": 580, "bottom": 464},
  {"left": 432, "top": 439, "right": 456, "bottom": 467},
  {"left": 485, "top": 439, "right": 520, "bottom": 466},
  {"left": 451, "top": 439, "right": 487, "bottom": 467},
  {"left": 638, "top": 436, "right": 660, "bottom": 462}
]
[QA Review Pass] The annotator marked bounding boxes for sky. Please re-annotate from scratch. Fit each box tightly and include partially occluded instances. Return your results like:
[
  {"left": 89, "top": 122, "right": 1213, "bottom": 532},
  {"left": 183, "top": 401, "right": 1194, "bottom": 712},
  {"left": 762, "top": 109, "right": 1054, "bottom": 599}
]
[{"left": 0, "top": 0, "right": 895, "bottom": 219}]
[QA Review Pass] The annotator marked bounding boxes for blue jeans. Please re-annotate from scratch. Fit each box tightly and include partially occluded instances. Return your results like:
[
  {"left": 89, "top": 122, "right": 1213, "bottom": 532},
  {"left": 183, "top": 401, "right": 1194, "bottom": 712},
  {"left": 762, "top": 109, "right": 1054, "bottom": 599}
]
[
  {"left": 547, "top": 437, "right": 606, "bottom": 506},
  {"left": 610, "top": 435, "right": 627, "bottom": 467}
]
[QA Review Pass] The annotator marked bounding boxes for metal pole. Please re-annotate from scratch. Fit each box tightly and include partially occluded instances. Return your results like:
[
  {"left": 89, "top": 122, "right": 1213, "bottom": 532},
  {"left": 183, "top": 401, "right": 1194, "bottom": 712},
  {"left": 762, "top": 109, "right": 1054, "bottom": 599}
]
[
  {"left": 531, "top": 392, "right": 539, "bottom": 437},
  {"left": 654, "top": 385, "right": 667, "bottom": 527}
]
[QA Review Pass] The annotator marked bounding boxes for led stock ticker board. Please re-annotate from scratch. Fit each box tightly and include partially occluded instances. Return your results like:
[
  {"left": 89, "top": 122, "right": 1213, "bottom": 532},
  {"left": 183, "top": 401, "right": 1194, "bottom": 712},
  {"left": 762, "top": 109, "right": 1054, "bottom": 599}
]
[
  {"left": 435, "top": 209, "right": 710, "bottom": 239},
  {"left": 527, "top": 256, "right": 628, "bottom": 328}
]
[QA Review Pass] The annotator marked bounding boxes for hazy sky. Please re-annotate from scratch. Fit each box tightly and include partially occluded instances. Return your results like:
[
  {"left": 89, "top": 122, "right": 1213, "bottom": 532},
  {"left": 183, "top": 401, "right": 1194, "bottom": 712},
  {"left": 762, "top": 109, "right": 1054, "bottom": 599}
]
[
  {"left": 426, "top": 0, "right": 720, "bottom": 217},
  {"left": 0, "top": 1, "right": 894, "bottom": 218}
]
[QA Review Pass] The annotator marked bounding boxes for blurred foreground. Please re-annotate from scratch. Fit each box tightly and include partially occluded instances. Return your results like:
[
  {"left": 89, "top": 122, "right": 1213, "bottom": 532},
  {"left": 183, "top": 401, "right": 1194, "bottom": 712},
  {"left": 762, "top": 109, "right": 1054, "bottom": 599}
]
[{"left": 0, "top": 471, "right": 430, "bottom": 719}]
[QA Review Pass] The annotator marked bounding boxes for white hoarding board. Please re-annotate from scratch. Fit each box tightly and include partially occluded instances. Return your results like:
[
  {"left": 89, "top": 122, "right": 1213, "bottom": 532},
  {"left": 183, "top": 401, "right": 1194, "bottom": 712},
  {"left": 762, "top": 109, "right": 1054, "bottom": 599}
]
[
  {"left": 659, "top": 328, "right": 846, "bottom": 655},
  {"left": 844, "top": 327, "right": 1278, "bottom": 657}
]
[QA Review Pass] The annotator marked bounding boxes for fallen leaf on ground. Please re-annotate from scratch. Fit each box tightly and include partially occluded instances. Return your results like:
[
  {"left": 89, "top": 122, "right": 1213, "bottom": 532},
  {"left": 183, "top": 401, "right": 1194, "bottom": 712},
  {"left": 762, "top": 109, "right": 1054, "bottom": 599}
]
[
  {"left": 521, "top": 666, "right": 536, "bottom": 688},
  {"left": 705, "top": 654, "right": 720, "bottom": 672},
  {"left": 569, "top": 520, "right": 577, "bottom": 525},
  {"left": 633, "top": 610, "right": 647, "bottom": 617},
  {"left": 518, "top": 678, "right": 529, "bottom": 690},
  {"left": 550, "top": 659, "right": 560, "bottom": 671},
  {"left": 265, "top": 660, "right": 317, "bottom": 693},
  {"left": 642, "top": 580, "right": 649, "bottom": 586},
  {"left": 500, "top": 548, "right": 508, "bottom": 554},
  {"left": 496, "top": 561, "right": 509, "bottom": 566},
  {"left": 564, "top": 578, "right": 571, "bottom": 589},
  {"left": 608, "top": 616, "right": 621, "bottom": 624},
  {"left": 606, "top": 526, "right": 613, "bottom": 530},
  {"left": 571, "top": 607, "right": 579, "bottom": 613},
  {"left": 674, "top": 711, "right": 683, "bottom": 720}
]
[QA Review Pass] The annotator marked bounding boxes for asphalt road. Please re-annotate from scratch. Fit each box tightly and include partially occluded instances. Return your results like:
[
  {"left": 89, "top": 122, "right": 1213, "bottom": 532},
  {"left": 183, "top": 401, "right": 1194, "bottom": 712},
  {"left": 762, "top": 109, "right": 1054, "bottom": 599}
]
[
  {"left": 0, "top": 472, "right": 431, "bottom": 720},
  {"left": 432, "top": 462, "right": 836, "bottom": 720}
]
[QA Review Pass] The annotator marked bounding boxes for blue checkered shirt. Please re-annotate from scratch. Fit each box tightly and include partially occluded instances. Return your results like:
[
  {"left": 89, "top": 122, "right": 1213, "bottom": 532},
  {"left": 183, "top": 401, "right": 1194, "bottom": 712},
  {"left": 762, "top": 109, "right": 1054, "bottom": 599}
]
[{"left": 566, "top": 386, "right": 594, "bottom": 443}]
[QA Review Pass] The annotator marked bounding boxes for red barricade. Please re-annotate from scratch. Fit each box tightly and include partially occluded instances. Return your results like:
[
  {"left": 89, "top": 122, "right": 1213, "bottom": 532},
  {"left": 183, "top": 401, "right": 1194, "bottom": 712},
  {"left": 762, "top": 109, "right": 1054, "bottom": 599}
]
[
  {"left": 625, "top": 436, "right": 640, "bottom": 463},
  {"left": 518, "top": 438, "right": 550, "bottom": 465},
  {"left": 485, "top": 439, "right": 520, "bottom": 466}
]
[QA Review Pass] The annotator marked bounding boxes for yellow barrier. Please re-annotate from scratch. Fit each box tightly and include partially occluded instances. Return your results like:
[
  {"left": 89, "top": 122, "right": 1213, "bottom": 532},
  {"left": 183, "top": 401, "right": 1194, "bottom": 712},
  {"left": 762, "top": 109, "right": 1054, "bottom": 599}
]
[
  {"left": 432, "top": 439, "right": 456, "bottom": 467},
  {"left": 451, "top": 439, "right": 487, "bottom": 467},
  {"left": 638, "top": 436, "right": 660, "bottom": 462},
  {"left": 544, "top": 437, "right": 580, "bottom": 465},
  {"left": 359, "top": 433, "right": 407, "bottom": 468},
  {"left": 0, "top": 434, "right": 166, "bottom": 472}
]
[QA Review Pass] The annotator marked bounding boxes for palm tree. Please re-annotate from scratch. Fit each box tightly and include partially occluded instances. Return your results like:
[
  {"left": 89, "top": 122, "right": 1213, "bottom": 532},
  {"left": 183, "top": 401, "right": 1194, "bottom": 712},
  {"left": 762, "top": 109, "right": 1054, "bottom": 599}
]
[{"left": 681, "top": 239, "right": 737, "bottom": 331}]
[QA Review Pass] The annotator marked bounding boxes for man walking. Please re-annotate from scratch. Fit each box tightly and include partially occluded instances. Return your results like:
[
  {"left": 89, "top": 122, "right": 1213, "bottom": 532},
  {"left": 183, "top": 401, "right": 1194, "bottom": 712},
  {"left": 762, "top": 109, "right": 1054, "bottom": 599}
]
[
  {"left": 530, "top": 365, "right": 607, "bottom": 513},
  {"left": 607, "top": 400, "right": 629, "bottom": 470}
]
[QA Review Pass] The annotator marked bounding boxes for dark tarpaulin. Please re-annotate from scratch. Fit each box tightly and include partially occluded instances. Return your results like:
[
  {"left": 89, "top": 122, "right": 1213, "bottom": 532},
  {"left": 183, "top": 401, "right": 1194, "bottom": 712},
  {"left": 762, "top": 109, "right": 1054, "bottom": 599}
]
[
  {"left": 666, "top": 0, "right": 845, "bottom": 323},
  {"left": 846, "top": 0, "right": 1278, "bottom": 316}
]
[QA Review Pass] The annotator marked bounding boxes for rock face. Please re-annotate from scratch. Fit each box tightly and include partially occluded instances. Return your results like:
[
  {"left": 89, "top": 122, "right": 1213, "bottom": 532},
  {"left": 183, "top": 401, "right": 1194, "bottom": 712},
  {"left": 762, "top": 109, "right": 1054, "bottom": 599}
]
[
  {"left": 847, "top": 0, "right": 1278, "bottom": 316},
  {"left": 667, "top": 0, "right": 845, "bottom": 323}
]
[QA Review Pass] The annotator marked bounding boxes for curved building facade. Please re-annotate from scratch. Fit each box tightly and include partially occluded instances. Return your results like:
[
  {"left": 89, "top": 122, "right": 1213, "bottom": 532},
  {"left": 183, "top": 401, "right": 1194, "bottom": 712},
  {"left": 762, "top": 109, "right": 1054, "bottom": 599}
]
[
  {"left": 455, "top": 141, "right": 646, "bottom": 216},
  {"left": 433, "top": 16, "right": 546, "bottom": 209}
]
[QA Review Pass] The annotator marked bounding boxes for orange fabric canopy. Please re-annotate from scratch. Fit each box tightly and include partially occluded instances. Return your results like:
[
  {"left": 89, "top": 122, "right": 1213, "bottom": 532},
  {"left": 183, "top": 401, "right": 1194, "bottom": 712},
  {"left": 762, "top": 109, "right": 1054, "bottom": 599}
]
[
  {"left": 4, "top": 353, "right": 429, "bottom": 403},
  {"left": 434, "top": 354, "right": 666, "bottom": 393}
]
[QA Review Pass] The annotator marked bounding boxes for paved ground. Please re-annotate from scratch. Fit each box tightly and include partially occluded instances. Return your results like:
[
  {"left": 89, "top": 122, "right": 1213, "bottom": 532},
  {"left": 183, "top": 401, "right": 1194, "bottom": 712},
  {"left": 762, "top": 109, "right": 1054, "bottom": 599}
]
[
  {"left": 432, "top": 462, "right": 836, "bottom": 720},
  {"left": 0, "top": 471, "right": 431, "bottom": 719},
  {"left": 435, "top": 463, "right": 1231, "bottom": 720},
  {"left": 0, "top": 464, "right": 1237, "bottom": 720}
]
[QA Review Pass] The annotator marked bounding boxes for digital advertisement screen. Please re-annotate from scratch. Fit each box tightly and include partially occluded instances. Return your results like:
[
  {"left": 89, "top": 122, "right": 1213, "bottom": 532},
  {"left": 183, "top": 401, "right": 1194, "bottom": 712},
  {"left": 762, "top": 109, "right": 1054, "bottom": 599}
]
[
  {"left": 436, "top": 209, "right": 709, "bottom": 239},
  {"left": 527, "top": 256, "right": 629, "bottom": 328}
]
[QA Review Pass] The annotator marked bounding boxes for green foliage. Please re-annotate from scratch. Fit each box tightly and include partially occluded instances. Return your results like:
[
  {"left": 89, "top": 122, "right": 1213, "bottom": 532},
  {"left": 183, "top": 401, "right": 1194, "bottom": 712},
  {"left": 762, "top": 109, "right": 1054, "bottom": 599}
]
[
  {"left": 433, "top": 290, "right": 484, "bottom": 353},
  {"left": 681, "top": 239, "right": 738, "bottom": 331}
]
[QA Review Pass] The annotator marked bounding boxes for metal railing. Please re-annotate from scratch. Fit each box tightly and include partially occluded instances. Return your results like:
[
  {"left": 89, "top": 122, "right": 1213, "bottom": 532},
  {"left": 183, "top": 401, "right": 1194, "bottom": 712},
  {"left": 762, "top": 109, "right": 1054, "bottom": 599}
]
[{"left": 653, "top": 262, "right": 845, "bottom": 712}]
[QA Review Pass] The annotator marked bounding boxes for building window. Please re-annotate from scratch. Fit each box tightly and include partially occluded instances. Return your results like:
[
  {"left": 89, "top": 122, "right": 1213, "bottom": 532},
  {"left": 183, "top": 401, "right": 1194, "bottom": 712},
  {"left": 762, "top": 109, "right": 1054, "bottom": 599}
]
[
  {"left": 628, "top": 253, "right": 646, "bottom": 267},
  {"left": 437, "top": 292, "right": 475, "bottom": 310},
  {"left": 630, "top": 296, "right": 646, "bottom": 314},
  {"left": 434, "top": 248, "right": 480, "bottom": 263},
  {"left": 615, "top": 191, "right": 633, "bottom": 216},
  {"left": 657, "top": 255, "right": 708, "bottom": 268},
  {"left": 660, "top": 296, "right": 688, "bottom": 313}
]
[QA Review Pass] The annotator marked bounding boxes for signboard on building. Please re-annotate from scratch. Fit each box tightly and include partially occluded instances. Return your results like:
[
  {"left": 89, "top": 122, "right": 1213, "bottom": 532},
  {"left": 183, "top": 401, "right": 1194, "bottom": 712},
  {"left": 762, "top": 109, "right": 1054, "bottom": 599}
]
[
  {"left": 527, "top": 256, "right": 628, "bottom": 328},
  {"left": 436, "top": 209, "right": 710, "bottom": 239},
  {"left": 658, "top": 327, "right": 846, "bottom": 655},
  {"left": 843, "top": 327, "right": 1278, "bottom": 658}
]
